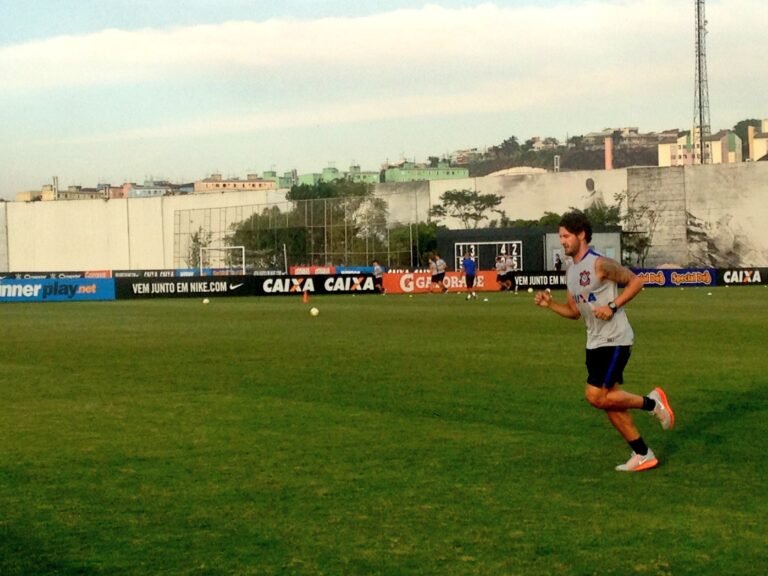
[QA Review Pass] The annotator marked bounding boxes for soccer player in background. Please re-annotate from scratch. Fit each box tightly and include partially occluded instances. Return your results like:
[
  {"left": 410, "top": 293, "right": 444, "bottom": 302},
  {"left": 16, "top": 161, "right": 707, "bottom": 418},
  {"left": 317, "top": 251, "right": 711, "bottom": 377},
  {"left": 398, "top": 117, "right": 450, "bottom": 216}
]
[
  {"left": 495, "top": 255, "right": 509, "bottom": 291},
  {"left": 461, "top": 251, "right": 477, "bottom": 300},
  {"left": 533, "top": 211, "right": 675, "bottom": 472},
  {"left": 372, "top": 259, "right": 385, "bottom": 294},
  {"left": 428, "top": 254, "right": 440, "bottom": 293},
  {"left": 504, "top": 253, "right": 519, "bottom": 294},
  {"left": 432, "top": 253, "right": 448, "bottom": 294}
]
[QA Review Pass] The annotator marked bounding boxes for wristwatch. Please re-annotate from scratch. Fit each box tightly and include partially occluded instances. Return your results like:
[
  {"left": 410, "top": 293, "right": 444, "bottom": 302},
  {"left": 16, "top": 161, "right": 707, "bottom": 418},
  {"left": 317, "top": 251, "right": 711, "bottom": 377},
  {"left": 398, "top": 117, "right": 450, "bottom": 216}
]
[{"left": 608, "top": 301, "right": 618, "bottom": 313}]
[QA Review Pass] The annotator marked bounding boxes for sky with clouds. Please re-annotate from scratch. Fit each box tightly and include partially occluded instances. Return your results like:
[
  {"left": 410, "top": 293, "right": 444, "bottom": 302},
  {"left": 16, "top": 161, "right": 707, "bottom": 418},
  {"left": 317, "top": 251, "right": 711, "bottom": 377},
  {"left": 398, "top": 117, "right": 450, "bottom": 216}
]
[{"left": 0, "top": 0, "right": 765, "bottom": 198}]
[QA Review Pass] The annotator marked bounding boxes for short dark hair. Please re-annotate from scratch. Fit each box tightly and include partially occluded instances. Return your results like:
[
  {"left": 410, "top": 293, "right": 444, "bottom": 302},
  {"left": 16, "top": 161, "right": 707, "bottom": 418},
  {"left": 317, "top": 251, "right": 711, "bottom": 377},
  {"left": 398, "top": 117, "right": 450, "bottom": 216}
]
[{"left": 559, "top": 211, "right": 592, "bottom": 243}]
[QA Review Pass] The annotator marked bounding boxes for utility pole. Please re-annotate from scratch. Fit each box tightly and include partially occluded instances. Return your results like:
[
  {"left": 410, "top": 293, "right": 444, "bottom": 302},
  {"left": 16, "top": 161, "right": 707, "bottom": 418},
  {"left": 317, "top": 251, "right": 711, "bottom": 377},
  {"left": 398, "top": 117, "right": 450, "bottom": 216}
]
[{"left": 693, "top": 0, "right": 711, "bottom": 164}]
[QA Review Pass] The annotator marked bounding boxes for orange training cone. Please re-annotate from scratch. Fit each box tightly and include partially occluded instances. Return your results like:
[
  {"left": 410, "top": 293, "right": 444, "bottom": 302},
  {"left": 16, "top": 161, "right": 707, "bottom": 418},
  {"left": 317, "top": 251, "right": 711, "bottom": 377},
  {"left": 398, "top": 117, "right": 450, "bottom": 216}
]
[{"left": 303, "top": 290, "right": 309, "bottom": 303}]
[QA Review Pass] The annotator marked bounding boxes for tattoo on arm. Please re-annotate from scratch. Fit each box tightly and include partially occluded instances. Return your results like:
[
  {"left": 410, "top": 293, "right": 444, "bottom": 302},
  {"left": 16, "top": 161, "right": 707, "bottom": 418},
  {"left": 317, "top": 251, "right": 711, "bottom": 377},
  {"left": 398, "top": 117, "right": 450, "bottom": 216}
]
[{"left": 598, "top": 257, "right": 634, "bottom": 285}]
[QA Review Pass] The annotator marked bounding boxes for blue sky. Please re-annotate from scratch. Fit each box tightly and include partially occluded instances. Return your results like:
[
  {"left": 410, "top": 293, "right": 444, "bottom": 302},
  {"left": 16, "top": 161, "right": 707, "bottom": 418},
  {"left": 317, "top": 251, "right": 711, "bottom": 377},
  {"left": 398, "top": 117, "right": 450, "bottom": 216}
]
[{"left": 1, "top": 0, "right": 765, "bottom": 198}]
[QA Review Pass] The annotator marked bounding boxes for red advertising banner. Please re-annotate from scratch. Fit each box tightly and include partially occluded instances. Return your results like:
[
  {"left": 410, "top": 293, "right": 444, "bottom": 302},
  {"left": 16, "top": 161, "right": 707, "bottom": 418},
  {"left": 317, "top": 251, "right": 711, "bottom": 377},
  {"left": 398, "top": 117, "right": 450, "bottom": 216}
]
[{"left": 383, "top": 271, "right": 500, "bottom": 294}]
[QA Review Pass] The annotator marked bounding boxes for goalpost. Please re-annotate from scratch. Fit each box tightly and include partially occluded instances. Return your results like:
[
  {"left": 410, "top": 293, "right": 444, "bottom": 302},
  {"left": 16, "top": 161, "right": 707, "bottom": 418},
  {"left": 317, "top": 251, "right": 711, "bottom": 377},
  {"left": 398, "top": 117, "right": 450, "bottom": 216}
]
[{"left": 199, "top": 246, "right": 246, "bottom": 276}]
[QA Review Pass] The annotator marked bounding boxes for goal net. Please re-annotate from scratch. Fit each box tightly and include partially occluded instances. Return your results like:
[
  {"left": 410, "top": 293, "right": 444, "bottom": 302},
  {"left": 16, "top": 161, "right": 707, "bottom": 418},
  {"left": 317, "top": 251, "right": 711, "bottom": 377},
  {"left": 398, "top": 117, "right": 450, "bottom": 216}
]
[{"left": 199, "top": 246, "right": 246, "bottom": 275}]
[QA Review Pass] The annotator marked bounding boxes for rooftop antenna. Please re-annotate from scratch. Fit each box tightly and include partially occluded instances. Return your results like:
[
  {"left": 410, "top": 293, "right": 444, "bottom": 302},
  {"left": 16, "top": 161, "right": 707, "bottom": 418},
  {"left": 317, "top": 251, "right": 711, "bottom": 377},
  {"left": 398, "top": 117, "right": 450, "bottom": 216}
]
[{"left": 693, "top": 0, "right": 711, "bottom": 164}]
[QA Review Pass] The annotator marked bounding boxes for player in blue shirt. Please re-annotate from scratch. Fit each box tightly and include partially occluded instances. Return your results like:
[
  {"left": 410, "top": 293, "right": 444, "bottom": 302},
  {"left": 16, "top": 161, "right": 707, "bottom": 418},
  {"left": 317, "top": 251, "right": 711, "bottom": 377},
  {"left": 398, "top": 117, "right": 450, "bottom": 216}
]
[{"left": 461, "top": 251, "right": 477, "bottom": 300}]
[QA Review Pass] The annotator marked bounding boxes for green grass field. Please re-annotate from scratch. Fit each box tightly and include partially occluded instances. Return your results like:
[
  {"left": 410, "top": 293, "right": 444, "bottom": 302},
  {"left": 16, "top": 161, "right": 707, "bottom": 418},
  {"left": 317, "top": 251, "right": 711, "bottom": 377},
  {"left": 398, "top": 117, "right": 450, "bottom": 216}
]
[{"left": 1, "top": 286, "right": 767, "bottom": 575}]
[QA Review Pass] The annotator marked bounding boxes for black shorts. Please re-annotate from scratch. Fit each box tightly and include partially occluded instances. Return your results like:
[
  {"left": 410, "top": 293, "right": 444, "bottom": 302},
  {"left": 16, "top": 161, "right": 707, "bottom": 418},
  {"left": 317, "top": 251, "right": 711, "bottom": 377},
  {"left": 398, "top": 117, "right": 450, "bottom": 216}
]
[
  {"left": 465, "top": 274, "right": 475, "bottom": 288},
  {"left": 585, "top": 346, "right": 631, "bottom": 388},
  {"left": 433, "top": 272, "right": 445, "bottom": 283}
]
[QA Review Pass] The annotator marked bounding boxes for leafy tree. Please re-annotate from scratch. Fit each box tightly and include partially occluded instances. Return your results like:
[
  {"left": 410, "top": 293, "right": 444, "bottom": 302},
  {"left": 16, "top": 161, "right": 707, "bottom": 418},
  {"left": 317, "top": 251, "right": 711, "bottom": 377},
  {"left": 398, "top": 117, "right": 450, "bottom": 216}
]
[
  {"left": 488, "top": 136, "right": 521, "bottom": 159},
  {"left": 416, "top": 221, "right": 439, "bottom": 265},
  {"left": 499, "top": 136, "right": 520, "bottom": 157},
  {"left": 186, "top": 227, "right": 212, "bottom": 268},
  {"left": 507, "top": 218, "right": 542, "bottom": 228},
  {"left": 228, "top": 180, "right": 389, "bottom": 267},
  {"left": 488, "top": 208, "right": 512, "bottom": 228},
  {"left": 341, "top": 194, "right": 390, "bottom": 264},
  {"left": 611, "top": 147, "right": 658, "bottom": 168},
  {"left": 559, "top": 149, "right": 605, "bottom": 171},
  {"left": 287, "top": 180, "right": 370, "bottom": 202},
  {"left": 538, "top": 211, "right": 562, "bottom": 227},
  {"left": 487, "top": 211, "right": 561, "bottom": 229},
  {"left": 387, "top": 221, "right": 438, "bottom": 268},
  {"left": 613, "top": 190, "right": 659, "bottom": 268},
  {"left": 226, "top": 206, "right": 307, "bottom": 269},
  {"left": 565, "top": 194, "right": 655, "bottom": 267},
  {"left": 429, "top": 189, "right": 503, "bottom": 229},
  {"left": 522, "top": 138, "right": 536, "bottom": 152},
  {"left": 454, "top": 130, "right": 658, "bottom": 176},
  {"left": 733, "top": 118, "right": 761, "bottom": 160},
  {"left": 580, "top": 200, "right": 621, "bottom": 227}
]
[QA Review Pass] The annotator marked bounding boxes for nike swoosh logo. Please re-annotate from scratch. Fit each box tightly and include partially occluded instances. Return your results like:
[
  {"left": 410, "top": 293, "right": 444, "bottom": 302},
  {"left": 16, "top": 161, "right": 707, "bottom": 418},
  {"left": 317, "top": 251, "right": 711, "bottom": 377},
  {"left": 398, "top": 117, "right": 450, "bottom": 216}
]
[{"left": 229, "top": 283, "right": 244, "bottom": 290}]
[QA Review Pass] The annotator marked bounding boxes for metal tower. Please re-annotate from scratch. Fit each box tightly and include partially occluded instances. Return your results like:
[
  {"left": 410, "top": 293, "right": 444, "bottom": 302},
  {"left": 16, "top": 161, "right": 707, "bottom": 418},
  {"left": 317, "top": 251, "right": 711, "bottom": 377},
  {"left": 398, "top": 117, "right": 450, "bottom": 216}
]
[{"left": 693, "top": 0, "right": 711, "bottom": 164}]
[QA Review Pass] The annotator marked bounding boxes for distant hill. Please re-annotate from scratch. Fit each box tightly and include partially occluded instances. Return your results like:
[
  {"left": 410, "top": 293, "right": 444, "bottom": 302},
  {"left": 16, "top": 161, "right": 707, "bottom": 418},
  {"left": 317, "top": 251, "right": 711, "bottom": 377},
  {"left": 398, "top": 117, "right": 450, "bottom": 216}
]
[{"left": 465, "top": 146, "right": 658, "bottom": 177}]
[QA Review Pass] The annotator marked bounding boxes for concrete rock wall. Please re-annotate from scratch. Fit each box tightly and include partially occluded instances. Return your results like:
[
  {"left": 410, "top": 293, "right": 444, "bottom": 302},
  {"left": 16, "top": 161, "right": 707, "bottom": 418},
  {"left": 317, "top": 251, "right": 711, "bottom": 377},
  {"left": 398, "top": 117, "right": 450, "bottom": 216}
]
[
  {"left": 1, "top": 164, "right": 766, "bottom": 272},
  {"left": 625, "top": 167, "right": 688, "bottom": 266}
]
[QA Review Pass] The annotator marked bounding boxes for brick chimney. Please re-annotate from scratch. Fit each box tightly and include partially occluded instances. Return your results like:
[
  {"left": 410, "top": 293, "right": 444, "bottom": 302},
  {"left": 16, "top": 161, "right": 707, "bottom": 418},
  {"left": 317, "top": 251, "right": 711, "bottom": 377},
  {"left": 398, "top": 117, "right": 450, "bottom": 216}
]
[{"left": 604, "top": 136, "right": 613, "bottom": 170}]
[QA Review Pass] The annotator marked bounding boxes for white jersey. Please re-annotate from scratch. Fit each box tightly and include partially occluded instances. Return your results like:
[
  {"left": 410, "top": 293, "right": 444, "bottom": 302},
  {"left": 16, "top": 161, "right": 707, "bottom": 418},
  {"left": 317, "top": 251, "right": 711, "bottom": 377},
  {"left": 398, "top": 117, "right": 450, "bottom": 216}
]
[
  {"left": 566, "top": 248, "right": 634, "bottom": 349},
  {"left": 436, "top": 258, "right": 447, "bottom": 273}
]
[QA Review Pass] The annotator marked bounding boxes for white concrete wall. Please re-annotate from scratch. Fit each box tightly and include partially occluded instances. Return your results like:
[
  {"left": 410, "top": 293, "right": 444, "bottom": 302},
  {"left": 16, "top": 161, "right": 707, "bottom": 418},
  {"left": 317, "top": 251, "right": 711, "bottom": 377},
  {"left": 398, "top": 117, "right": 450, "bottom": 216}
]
[
  {"left": 1, "top": 164, "right": 766, "bottom": 272},
  {"left": 7, "top": 198, "right": 131, "bottom": 271},
  {"left": 428, "top": 169, "right": 630, "bottom": 229},
  {"left": 126, "top": 197, "right": 164, "bottom": 269},
  {"left": 4, "top": 190, "right": 289, "bottom": 272},
  {"left": 625, "top": 163, "right": 768, "bottom": 267},
  {"left": 0, "top": 202, "right": 8, "bottom": 271},
  {"left": 625, "top": 167, "right": 688, "bottom": 266},
  {"left": 374, "top": 181, "right": 430, "bottom": 225},
  {"left": 683, "top": 162, "right": 768, "bottom": 267}
]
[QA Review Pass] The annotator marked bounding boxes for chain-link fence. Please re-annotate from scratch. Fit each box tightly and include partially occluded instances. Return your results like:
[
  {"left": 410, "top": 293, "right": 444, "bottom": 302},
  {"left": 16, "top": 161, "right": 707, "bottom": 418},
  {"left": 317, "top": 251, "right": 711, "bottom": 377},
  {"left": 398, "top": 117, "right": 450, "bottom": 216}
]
[{"left": 173, "top": 187, "right": 430, "bottom": 272}]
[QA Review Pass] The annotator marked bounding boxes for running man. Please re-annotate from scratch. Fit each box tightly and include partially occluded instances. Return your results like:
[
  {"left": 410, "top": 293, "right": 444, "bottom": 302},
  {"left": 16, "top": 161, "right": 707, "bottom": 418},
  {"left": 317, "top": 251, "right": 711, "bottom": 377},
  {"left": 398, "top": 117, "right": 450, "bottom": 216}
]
[
  {"left": 433, "top": 253, "right": 448, "bottom": 294},
  {"left": 428, "top": 254, "right": 441, "bottom": 293},
  {"left": 533, "top": 211, "right": 675, "bottom": 472}
]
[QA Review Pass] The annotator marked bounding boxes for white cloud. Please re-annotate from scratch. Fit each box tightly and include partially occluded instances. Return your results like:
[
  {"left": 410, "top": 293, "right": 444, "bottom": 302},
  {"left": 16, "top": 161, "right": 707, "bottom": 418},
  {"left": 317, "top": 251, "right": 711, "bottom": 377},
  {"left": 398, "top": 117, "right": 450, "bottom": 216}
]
[
  {"left": 59, "top": 76, "right": 571, "bottom": 144},
  {"left": 1, "top": 0, "right": 766, "bottom": 193},
  {"left": 0, "top": 2, "right": 698, "bottom": 91}
]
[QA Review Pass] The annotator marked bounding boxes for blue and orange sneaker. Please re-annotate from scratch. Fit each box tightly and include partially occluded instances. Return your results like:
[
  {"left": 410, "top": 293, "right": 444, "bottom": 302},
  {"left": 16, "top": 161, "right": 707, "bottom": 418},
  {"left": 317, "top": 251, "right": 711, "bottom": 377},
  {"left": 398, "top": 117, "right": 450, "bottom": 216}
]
[
  {"left": 615, "top": 449, "right": 659, "bottom": 472},
  {"left": 648, "top": 387, "right": 675, "bottom": 430}
]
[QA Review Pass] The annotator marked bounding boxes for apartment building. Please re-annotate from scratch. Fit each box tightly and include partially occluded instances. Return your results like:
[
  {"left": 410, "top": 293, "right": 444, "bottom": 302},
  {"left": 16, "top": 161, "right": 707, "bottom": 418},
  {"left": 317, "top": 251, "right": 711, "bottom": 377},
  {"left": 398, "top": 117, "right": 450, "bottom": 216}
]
[
  {"left": 194, "top": 173, "right": 277, "bottom": 193},
  {"left": 747, "top": 119, "right": 768, "bottom": 161},
  {"left": 658, "top": 128, "right": 742, "bottom": 167}
]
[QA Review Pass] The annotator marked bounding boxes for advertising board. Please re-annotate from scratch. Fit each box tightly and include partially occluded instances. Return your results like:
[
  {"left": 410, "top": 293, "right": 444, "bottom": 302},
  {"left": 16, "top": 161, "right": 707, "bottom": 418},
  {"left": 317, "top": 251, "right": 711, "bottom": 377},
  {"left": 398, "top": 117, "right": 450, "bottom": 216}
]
[{"left": 0, "top": 278, "right": 115, "bottom": 302}]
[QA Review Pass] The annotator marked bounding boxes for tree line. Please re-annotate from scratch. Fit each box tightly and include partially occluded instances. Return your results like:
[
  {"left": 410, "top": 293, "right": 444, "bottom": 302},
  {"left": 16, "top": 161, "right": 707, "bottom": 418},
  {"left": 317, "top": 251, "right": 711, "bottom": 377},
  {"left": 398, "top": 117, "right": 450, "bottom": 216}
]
[
  {"left": 186, "top": 181, "right": 657, "bottom": 271},
  {"left": 462, "top": 117, "right": 762, "bottom": 175},
  {"left": 188, "top": 119, "right": 765, "bottom": 270}
]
